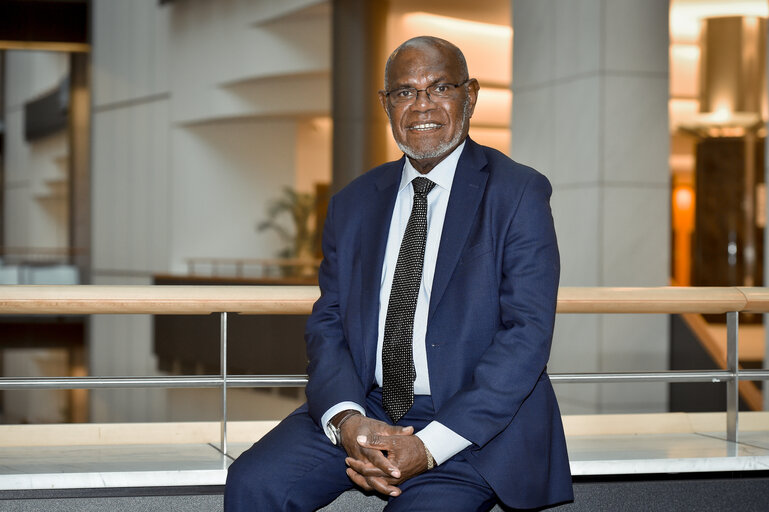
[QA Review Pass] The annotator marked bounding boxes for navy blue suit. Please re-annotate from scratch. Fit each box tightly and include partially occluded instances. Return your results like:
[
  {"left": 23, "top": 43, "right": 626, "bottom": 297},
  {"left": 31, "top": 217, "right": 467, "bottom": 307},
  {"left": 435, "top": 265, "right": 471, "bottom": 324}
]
[{"left": 226, "top": 139, "right": 573, "bottom": 510}]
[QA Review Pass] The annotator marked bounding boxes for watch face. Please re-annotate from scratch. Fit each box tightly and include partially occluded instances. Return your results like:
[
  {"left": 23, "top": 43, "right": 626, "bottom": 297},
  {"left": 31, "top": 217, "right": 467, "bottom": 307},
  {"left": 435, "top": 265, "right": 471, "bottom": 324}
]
[{"left": 331, "top": 425, "right": 342, "bottom": 444}]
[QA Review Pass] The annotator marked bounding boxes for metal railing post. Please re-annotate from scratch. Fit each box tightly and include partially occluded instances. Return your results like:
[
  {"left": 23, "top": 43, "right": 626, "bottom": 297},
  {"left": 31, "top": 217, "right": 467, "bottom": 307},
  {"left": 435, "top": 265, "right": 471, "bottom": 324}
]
[
  {"left": 726, "top": 310, "right": 739, "bottom": 442},
  {"left": 221, "top": 312, "right": 228, "bottom": 455}
]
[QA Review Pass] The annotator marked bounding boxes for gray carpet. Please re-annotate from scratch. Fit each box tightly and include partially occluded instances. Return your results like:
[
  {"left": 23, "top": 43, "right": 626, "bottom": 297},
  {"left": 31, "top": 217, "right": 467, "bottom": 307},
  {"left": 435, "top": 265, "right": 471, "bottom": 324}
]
[{"left": 2, "top": 475, "right": 768, "bottom": 511}]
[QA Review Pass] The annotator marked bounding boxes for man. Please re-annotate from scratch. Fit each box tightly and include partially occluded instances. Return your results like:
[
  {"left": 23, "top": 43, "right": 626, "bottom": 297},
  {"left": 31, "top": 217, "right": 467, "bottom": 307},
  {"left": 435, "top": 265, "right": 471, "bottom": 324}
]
[{"left": 225, "top": 36, "right": 573, "bottom": 511}]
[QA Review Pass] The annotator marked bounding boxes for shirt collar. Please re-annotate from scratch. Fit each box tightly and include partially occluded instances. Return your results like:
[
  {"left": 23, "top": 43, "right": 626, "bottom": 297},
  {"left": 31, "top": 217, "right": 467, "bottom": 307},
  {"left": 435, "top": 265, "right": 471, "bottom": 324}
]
[{"left": 399, "top": 140, "right": 466, "bottom": 194}]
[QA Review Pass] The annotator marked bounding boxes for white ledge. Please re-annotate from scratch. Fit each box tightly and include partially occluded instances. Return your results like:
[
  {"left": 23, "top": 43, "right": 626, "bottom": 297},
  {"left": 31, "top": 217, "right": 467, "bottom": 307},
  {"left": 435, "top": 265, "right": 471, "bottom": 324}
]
[{"left": 0, "top": 413, "right": 767, "bottom": 490}]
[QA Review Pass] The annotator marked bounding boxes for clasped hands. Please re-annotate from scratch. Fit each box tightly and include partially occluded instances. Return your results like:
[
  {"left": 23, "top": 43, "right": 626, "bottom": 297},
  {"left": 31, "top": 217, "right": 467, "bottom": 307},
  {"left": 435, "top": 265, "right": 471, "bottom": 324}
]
[{"left": 339, "top": 414, "right": 428, "bottom": 497}]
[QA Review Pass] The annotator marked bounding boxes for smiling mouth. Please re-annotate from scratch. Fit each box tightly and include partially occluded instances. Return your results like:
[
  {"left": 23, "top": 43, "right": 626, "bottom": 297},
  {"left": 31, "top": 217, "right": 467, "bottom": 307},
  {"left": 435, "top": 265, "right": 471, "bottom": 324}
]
[{"left": 408, "top": 122, "right": 442, "bottom": 131}]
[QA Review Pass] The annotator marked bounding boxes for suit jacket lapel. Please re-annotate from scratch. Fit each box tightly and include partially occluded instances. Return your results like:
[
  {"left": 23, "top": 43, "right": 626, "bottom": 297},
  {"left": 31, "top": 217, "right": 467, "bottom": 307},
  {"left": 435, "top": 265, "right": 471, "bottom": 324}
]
[
  {"left": 359, "top": 159, "right": 403, "bottom": 378},
  {"left": 429, "top": 139, "right": 489, "bottom": 321}
]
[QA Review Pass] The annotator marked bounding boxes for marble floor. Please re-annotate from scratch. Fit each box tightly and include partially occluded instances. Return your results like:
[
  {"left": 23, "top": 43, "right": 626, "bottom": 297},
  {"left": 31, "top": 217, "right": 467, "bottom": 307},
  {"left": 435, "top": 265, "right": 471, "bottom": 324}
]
[{"left": 1, "top": 428, "right": 767, "bottom": 490}]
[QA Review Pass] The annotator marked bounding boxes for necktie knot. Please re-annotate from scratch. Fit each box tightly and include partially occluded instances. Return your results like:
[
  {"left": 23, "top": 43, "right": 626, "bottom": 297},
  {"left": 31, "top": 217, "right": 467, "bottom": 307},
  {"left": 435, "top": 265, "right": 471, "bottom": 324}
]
[{"left": 412, "top": 177, "right": 435, "bottom": 197}]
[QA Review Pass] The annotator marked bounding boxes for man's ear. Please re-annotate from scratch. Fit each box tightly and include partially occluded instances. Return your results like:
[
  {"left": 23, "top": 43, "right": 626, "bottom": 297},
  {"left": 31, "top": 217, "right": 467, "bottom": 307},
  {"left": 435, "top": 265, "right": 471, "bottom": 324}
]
[
  {"left": 465, "top": 79, "right": 480, "bottom": 118},
  {"left": 377, "top": 90, "right": 391, "bottom": 119}
]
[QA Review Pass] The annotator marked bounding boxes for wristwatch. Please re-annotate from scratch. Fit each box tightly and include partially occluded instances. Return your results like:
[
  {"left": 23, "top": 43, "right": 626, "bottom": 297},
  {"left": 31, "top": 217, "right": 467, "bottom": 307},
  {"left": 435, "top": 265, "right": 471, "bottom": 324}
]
[{"left": 328, "top": 410, "right": 361, "bottom": 445}]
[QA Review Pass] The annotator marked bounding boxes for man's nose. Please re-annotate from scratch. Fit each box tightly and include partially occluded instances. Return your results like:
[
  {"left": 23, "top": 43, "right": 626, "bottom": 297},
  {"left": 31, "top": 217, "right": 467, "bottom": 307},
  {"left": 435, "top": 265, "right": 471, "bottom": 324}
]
[{"left": 411, "top": 89, "right": 435, "bottom": 109}]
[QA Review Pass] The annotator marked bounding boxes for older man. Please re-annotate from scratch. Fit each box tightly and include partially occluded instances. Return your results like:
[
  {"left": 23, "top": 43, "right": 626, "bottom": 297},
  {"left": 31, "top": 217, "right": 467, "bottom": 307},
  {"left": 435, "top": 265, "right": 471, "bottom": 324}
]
[{"left": 225, "top": 36, "right": 573, "bottom": 511}]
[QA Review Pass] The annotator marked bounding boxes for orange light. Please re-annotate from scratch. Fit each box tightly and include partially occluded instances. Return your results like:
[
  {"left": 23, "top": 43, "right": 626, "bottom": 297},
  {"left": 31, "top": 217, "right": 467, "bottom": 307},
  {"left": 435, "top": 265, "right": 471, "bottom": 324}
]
[
  {"left": 672, "top": 184, "right": 695, "bottom": 286},
  {"left": 674, "top": 186, "right": 694, "bottom": 212}
]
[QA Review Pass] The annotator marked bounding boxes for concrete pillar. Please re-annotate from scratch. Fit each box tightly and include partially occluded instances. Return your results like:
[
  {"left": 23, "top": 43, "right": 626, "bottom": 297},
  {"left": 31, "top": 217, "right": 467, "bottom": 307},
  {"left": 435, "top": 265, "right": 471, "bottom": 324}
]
[
  {"left": 331, "top": 0, "right": 389, "bottom": 192},
  {"left": 68, "top": 52, "right": 90, "bottom": 283},
  {"left": 512, "top": 0, "right": 670, "bottom": 413}
]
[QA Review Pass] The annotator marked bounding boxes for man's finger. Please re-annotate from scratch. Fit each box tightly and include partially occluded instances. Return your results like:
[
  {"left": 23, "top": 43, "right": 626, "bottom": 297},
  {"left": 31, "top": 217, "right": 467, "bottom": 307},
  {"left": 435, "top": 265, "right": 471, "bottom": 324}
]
[
  {"left": 346, "top": 457, "right": 390, "bottom": 478},
  {"left": 346, "top": 468, "right": 372, "bottom": 491},
  {"left": 347, "top": 468, "right": 400, "bottom": 496},
  {"left": 357, "top": 445, "right": 401, "bottom": 478},
  {"left": 364, "top": 475, "right": 401, "bottom": 497}
]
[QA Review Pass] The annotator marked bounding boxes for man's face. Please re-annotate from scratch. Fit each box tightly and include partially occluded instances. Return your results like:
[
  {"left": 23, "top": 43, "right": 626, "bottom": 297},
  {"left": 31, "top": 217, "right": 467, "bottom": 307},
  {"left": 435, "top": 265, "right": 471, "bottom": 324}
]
[{"left": 379, "top": 44, "right": 478, "bottom": 169}]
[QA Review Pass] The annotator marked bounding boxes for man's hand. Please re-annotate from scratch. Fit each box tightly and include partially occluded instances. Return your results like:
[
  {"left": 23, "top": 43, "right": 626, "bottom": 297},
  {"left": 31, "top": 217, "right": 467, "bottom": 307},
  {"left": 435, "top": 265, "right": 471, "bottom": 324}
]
[
  {"left": 338, "top": 415, "right": 414, "bottom": 496},
  {"left": 345, "top": 429, "right": 429, "bottom": 497}
]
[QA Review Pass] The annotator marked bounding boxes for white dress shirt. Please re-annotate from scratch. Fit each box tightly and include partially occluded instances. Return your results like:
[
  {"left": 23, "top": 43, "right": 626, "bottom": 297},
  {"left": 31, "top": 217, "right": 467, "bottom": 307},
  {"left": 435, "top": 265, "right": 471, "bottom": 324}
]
[{"left": 322, "top": 142, "right": 472, "bottom": 465}]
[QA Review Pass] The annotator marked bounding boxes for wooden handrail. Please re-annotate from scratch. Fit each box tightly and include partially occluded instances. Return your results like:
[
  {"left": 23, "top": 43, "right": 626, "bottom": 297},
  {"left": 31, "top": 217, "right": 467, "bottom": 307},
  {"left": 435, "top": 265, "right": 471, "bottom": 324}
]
[
  {"left": 186, "top": 257, "right": 321, "bottom": 267},
  {"left": 0, "top": 285, "right": 319, "bottom": 315},
  {"left": 0, "top": 285, "right": 766, "bottom": 315},
  {"left": 556, "top": 287, "right": 748, "bottom": 314}
]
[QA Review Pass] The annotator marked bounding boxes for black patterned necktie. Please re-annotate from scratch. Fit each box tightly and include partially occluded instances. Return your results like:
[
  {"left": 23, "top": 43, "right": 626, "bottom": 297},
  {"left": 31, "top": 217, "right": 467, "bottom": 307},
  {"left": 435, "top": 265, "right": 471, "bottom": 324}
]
[{"left": 382, "top": 176, "right": 436, "bottom": 423}]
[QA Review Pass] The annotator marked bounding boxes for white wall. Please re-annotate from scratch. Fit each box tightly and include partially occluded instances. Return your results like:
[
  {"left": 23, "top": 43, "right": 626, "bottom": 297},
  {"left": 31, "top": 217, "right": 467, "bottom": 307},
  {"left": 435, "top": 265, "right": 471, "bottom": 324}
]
[
  {"left": 88, "top": 0, "right": 331, "bottom": 422},
  {"left": 3, "top": 51, "right": 69, "bottom": 251},
  {"left": 169, "top": 120, "right": 298, "bottom": 271}
]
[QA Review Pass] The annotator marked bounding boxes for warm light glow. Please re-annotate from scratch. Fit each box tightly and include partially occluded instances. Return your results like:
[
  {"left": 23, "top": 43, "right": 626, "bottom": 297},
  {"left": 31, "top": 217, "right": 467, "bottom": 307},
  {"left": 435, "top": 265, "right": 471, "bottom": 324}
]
[
  {"left": 402, "top": 12, "right": 512, "bottom": 41},
  {"left": 674, "top": 186, "right": 695, "bottom": 212},
  {"left": 670, "top": 0, "right": 769, "bottom": 44},
  {"left": 472, "top": 87, "right": 512, "bottom": 127},
  {"left": 669, "top": 98, "right": 700, "bottom": 132},
  {"left": 712, "top": 106, "right": 733, "bottom": 122},
  {"left": 669, "top": 44, "right": 700, "bottom": 97},
  {"left": 397, "top": 12, "right": 512, "bottom": 86},
  {"left": 670, "top": 154, "right": 696, "bottom": 173}
]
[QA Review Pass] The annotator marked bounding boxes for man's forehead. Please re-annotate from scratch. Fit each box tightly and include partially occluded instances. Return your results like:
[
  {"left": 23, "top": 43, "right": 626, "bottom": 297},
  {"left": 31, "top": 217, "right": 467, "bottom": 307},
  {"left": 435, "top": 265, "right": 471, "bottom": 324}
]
[{"left": 386, "top": 45, "right": 460, "bottom": 82}]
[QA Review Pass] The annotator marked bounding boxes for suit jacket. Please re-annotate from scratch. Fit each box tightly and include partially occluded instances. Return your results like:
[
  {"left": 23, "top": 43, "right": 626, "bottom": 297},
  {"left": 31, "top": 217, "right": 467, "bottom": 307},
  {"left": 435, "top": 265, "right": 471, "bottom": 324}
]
[{"left": 303, "top": 138, "right": 573, "bottom": 509}]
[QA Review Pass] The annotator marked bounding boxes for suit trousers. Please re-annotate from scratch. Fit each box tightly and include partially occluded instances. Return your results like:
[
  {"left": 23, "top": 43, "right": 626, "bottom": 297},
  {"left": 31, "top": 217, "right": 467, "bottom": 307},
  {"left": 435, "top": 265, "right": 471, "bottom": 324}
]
[{"left": 224, "top": 388, "right": 498, "bottom": 512}]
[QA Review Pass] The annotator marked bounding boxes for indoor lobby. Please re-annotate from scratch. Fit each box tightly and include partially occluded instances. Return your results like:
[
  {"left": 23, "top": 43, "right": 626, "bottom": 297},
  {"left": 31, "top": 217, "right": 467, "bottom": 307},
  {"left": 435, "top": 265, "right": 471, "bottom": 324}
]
[{"left": 0, "top": 0, "right": 768, "bottom": 510}]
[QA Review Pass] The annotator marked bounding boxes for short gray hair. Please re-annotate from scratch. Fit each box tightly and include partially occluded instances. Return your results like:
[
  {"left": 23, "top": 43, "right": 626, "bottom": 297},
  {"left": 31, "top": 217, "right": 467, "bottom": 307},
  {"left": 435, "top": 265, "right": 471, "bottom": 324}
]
[{"left": 383, "top": 36, "right": 468, "bottom": 90}]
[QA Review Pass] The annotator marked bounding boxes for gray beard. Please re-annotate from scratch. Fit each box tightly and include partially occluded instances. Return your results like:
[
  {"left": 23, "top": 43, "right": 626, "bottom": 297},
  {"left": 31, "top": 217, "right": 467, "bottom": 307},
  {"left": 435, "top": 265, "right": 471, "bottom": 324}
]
[{"left": 395, "top": 96, "right": 471, "bottom": 161}]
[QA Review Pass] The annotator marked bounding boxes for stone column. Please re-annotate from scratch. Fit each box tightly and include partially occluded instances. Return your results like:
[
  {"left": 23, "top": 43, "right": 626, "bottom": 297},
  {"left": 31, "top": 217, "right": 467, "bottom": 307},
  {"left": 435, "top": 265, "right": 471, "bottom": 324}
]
[
  {"left": 68, "top": 52, "right": 90, "bottom": 283},
  {"left": 331, "top": 0, "right": 389, "bottom": 192},
  {"left": 512, "top": 0, "right": 670, "bottom": 413}
]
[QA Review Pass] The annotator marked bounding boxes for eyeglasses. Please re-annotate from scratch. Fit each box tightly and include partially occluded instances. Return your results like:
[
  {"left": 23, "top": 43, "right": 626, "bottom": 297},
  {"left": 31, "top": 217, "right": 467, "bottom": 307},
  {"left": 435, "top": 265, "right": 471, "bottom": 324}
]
[{"left": 384, "top": 79, "right": 470, "bottom": 106}]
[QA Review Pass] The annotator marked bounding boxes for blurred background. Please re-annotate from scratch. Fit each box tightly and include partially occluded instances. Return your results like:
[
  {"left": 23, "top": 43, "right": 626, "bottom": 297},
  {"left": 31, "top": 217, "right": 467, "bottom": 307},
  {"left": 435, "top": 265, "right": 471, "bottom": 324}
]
[{"left": 0, "top": 0, "right": 767, "bottom": 425}]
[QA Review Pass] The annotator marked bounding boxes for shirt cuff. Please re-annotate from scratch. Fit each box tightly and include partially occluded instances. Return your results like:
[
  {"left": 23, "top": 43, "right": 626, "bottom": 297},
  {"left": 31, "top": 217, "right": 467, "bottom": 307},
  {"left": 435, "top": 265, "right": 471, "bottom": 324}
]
[
  {"left": 320, "top": 402, "right": 366, "bottom": 444},
  {"left": 415, "top": 421, "right": 472, "bottom": 466}
]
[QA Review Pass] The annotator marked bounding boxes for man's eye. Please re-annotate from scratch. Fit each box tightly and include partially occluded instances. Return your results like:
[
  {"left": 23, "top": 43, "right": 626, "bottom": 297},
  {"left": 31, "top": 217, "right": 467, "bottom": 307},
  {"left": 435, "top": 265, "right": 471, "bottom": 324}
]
[
  {"left": 432, "top": 84, "right": 450, "bottom": 94},
  {"left": 396, "top": 89, "right": 414, "bottom": 98}
]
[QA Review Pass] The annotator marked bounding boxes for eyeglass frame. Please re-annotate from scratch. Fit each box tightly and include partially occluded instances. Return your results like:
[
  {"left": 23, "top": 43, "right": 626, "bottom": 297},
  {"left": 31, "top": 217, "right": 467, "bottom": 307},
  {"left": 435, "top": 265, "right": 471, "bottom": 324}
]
[{"left": 381, "top": 79, "right": 472, "bottom": 106}]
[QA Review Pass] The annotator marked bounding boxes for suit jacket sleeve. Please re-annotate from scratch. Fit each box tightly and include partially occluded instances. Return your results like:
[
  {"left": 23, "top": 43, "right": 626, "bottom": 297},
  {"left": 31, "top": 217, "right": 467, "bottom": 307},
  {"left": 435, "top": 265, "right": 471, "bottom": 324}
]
[
  {"left": 433, "top": 171, "right": 560, "bottom": 448},
  {"left": 304, "top": 195, "right": 367, "bottom": 425}
]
